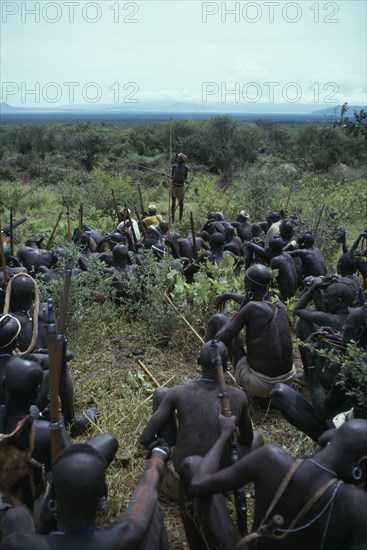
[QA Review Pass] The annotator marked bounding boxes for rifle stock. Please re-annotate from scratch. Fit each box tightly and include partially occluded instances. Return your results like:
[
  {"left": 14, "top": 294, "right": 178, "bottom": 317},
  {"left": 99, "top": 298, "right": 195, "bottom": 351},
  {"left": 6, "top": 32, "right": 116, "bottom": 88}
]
[
  {"left": 57, "top": 258, "right": 73, "bottom": 422},
  {"left": 211, "top": 339, "right": 248, "bottom": 535}
]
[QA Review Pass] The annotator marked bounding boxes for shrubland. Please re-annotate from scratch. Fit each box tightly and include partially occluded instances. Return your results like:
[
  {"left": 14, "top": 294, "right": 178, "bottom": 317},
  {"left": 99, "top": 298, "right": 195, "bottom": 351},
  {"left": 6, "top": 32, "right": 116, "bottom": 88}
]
[{"left": 0, "top": 113, "right": 366, "bottom": 546}]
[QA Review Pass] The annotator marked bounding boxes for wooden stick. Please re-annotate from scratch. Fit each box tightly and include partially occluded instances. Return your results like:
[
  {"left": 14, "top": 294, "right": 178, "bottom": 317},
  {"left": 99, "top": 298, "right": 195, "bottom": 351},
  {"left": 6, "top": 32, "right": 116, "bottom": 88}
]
[
  {"left": 165, "top": 294, "right": 204, "bottom": 343},
  {"left": 165, "top": 293, "right": 238, "bottom": 385},
  {"left": 137, "top": 359, "right": 161, "bottom": 387}
]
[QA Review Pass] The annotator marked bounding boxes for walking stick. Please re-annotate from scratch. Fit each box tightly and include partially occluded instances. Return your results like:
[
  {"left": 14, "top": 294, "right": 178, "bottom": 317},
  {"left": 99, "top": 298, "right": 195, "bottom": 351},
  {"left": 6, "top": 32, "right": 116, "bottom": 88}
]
[
  {"left": 211, "top": 339, "right": 248, "bottom": 535},
  {"left": 165, "top": 293, "right": 238, "bottom": 385},
  {"left": 168, "top": 117, "right": 173, "bottom": 231},
  {"left": 46, "top": 211, "right": 63, "bottom": 250}
]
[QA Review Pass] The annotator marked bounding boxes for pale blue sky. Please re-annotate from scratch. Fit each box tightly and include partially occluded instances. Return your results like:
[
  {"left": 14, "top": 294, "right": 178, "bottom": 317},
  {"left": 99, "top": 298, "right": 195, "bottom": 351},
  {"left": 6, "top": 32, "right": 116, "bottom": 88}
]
[{"left": 1, "top": 0, "right": 366, "bottom": 110}]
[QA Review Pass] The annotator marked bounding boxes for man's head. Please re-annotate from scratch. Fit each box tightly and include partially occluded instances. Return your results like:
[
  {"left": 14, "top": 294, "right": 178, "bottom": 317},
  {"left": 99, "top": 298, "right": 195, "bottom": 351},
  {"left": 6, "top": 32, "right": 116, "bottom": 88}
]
[
  {"left": 53, "top": 444, "right": 107, "bottom": 517},
  {"left": 245, "top": 264, "right": 271, "bottom": 299},
  {"left": 269, "top": 237, "right": 284, "bottom": 257},
  {"left": 300, "top": 232, "right": 315, "bottom": 249},
  {"left": 343, "top": 306, "right": 367, "bottom": 349},
  {"left": 10, "top": 274, "right": 36, "bottom": 309},
  {"left": 322, "top": 281, "right": 356, "bottom": 314},
  {"left": 238, "top": 210, "right": 250, "bottom": 221},
  {"left": 327, "top": 419, "right": 367, "bottom": 484},
  {"left": 0, "top": 314, "right": 21, "bottom": 351},
  {"left": 266, "top": 211, "right": 281, "bottom": 226},
  {"left": 199, "top": 340, "right": 228, "bottom": 372},
  {"left": 337, "top": 253, "right": 357, "bottom": 276},
  {"left": 210, "top": 232, "right": 225, "bottom": 250},
  {"left": 177, "top": 153, "right": 187, "bottom": 164},
  {"left": 112, "top": 244, "right": 129, "bottom": 263},
  {"left": 5, "top": 358, "right": 43, "bottom": 407},
  {"left": 147, "top": 204, "right": 157, "bottom": 215}
]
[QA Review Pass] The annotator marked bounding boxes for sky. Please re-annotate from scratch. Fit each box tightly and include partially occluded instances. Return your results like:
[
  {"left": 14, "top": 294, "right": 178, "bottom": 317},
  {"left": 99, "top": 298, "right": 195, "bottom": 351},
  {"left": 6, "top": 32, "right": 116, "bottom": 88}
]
[{"left": 0, "top": 0, "right": 366, "bottom": 111}]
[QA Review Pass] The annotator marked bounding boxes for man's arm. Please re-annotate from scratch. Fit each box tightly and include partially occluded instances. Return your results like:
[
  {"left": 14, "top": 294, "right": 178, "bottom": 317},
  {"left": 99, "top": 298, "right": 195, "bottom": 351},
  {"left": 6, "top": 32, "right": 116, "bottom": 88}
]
[
  {"left": 215, "top": 303, "right": 253, "bottom": 347},
  {"left": 139, "top": 390, "right": 176, "bottom": 447},
  {"left": 213, "top": 292, "right": 245, "bottom": 310},
  {"left": 235, "top": 394, "right": 254, "bottom": 446},
  {"left": 183, "top": 416, "right": 271, "bottom": 496},
  {"left": 308, "top": 367, "right": 345, "bottom": 420},
  {"left": 112, "top": 447, "right": 168, "bottom": 548}
]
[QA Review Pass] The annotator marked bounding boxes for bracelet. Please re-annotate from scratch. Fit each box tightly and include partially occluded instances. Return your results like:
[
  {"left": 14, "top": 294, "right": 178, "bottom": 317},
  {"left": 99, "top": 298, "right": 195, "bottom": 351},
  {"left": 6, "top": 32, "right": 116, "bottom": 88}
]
[
  {"left": 308, "top": 366, "right": 316, "bottom": 370},
  {"left": 152, "top": 447, "right": 168, "bottom": 459}
]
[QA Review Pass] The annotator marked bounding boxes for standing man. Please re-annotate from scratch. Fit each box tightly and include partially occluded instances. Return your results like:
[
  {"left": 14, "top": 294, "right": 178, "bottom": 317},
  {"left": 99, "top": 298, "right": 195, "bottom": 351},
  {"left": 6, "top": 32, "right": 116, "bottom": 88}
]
[{"left": 171, "top": 153, "right": 189, "bottom": 223}]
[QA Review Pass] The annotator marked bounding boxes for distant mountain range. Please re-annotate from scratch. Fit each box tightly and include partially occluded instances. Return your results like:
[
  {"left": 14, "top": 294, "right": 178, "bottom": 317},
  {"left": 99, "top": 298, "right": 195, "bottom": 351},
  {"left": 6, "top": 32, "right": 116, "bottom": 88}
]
[{"left": 1, "top": 101, "right": 365, "bottom": 123}]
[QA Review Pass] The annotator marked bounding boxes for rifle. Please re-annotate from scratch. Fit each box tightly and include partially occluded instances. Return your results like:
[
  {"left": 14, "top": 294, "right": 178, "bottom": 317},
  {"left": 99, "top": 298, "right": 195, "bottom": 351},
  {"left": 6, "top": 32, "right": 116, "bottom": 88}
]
[
  {"left": 0, "top": 213, "right": 9, "bottom": 287},
  {"left": 124, "top": 204, "right": 137, "bottom": 252},
  {"left": 190, "top": 211, "right": 198, "bottom": 260},
  {"left": 1, "top": 216, "right": 27, "bottom": 237},
  {"left": 9, "top": 207, "right": 14, "bottom": 257},
  {"left": 78, "top": 203, "right": 83, "bottom": 232},
  {"left": 211, "top": 339, "right": 248, "bottom": 535},
  {"left": 67, "top": 205, "right": 71, "bottom": 241},
  {"left": 46, "top": 211, "right": 63, "bottom": 250},
  {"left": 135, "top": 209, "right": 147, "bottom": 240},
  {"left": 138, "top": 184, "right": 145, "bottom": 217},
  {"left": 112, "top": 189, "right": 123, "bottom": 223},
  {"left": 46, "top": 299, "right": 63, "bottom": 461},
  {"left": 57, "top": 257, "right": 73, "bottom": 422}
]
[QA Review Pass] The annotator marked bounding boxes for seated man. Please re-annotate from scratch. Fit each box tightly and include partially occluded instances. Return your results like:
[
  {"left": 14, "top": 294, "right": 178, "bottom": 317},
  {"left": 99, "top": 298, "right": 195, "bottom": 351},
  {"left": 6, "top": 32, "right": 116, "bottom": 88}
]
[
  {"left": 142, "top": 205, "right": 163, "bottom": 228},
  {"left": 271, "top": 305, "right": 367, "bottom": 442},
  {"left": 140, "top": 340, "right": 262, "bottom": 549},
  {"left": 183, "top": 416, "right": 367, "bottom": 550},
  {"left": 288, "top": 232, "right": 327, "bottom": 278},
  {"left": 207, "top": 264, "right": 294, "bottom": 399},
  {"left": 293, "top": 276, "right": 357, "bottom": 379},
  {"left": 1, "top": 441, "right": 169, "bottom": 550},
  {"left": 268, "top": 237, "right": 298, "bottom": 301}
]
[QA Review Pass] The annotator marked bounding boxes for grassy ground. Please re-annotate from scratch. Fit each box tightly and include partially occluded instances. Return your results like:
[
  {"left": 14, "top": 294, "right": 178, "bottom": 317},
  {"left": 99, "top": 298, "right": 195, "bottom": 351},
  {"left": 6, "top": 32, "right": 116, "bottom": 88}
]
[{"left": 69, "top": 310, "right": 314, "bottom": 548}]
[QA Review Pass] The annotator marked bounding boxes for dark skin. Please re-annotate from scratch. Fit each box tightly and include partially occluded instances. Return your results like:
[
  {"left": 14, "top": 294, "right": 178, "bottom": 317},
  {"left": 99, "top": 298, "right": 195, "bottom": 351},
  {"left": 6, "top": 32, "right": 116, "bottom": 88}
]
[
  {"left": 140, "top": 341, "right": 262, "bottom": 550},
  {"left": 207, "top": 277, "right": 293, "bottom": 378},
  {"left": 1, "top": 446, "right": 167, "bottom": 550},
  {"left": 268, "top": 239, "right": 298, "bottom": 301},
  {"left": 271, "top": 306, "right": 367, "bottom": 441},
  {"left": 288, "top": 245, "right": 327, "bottom": 278},
  {"left": 140, "top": 341, "right": 260, "bottom": 471},
  {"left": 183, "top": 416, "right": 367, "bottom": 550},
  {"left": 294, "top": 277, "right": 356, "bottom": 376}
]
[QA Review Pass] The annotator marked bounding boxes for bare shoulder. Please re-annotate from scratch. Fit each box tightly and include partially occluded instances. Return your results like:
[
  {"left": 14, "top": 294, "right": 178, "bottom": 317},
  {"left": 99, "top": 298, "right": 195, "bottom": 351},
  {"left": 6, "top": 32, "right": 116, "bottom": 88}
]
[{"left": 332, "top": 485, "right": 367, "bottom": 546}]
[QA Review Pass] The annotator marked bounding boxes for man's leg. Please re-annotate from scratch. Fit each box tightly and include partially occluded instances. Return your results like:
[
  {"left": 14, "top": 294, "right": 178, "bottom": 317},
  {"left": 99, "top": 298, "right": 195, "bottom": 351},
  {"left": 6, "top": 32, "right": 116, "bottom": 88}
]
[
  {"left": 171, "top": 197, "right": 176, "bottom": 222},
  {"left": 179, "top": 199, "right": 184, "bottom": 222},
  {"left": 270, "top": 383, "right": 330, "bottom": 441},
  {"left": 179, "top": 458, "right": 240, "bottom": 550}
]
